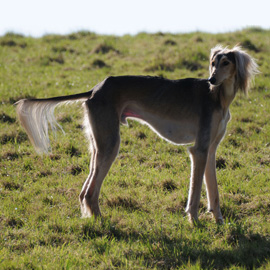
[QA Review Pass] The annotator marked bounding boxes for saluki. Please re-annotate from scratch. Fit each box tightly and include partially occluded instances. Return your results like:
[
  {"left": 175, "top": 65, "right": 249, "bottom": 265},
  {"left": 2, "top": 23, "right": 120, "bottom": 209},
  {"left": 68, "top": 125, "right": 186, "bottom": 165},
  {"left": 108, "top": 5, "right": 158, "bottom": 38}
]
[{"left": 16, "top": 45, "right": 258, "bottom": 223}]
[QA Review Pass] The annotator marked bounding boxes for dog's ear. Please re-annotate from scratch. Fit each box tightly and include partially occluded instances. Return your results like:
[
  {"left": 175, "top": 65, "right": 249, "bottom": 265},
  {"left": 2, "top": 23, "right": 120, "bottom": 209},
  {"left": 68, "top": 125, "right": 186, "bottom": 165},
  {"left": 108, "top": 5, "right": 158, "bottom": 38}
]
[
  {"left": 232, "top": 46, "right": 259, "bottom": 95},
  {"left": 225, "top": 52, "right": 236, "bottom": 64}
]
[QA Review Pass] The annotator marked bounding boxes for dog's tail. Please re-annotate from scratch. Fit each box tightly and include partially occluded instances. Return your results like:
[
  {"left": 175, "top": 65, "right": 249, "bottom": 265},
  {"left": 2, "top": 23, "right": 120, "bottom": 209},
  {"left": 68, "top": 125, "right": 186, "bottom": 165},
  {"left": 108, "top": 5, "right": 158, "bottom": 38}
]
[{"left": 15, "top": 91, "right": 92, "bottom": 154}]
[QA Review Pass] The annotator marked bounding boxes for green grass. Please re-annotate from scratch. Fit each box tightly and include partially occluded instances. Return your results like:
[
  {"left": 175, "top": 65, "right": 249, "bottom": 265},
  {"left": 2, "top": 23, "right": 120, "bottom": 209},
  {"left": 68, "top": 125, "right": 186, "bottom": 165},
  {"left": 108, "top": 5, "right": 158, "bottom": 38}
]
[{"left": 0, "top": 28, "right": 270, "bottom": 269}]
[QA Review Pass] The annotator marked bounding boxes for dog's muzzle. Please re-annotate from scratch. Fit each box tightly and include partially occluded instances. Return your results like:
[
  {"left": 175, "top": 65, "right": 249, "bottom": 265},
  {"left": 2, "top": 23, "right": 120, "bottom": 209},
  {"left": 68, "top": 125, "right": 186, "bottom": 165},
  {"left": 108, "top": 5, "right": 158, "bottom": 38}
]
[{"left": 208, "top": 77, "right": 216, "bottom": 85}]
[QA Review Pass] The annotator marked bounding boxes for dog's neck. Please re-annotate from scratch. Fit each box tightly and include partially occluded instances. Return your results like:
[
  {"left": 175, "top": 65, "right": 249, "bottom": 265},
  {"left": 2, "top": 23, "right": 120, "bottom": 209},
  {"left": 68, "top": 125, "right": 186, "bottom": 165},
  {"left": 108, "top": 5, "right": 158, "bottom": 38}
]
[{"left": 211, "top": 77, "right": 236, "bottom": 113}]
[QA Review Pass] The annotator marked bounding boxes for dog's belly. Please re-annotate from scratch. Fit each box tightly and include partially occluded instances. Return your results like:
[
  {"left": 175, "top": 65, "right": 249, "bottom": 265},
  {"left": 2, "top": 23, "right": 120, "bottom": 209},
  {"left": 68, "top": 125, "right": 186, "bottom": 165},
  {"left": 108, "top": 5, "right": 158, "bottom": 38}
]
[
  {"left": 121, "top": 107, "right": 196, "bottom": 145},
  {"left": 146, "top": 119, "right": 196, "bottom": 145}
]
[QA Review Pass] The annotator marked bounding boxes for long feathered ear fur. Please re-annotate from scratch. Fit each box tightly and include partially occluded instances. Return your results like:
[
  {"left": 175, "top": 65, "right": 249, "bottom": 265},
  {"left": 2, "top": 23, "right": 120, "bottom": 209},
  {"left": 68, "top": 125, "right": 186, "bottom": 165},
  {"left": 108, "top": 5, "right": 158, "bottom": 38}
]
[{"left": 231, "top": 46, "right": 259, "bottom": 95}]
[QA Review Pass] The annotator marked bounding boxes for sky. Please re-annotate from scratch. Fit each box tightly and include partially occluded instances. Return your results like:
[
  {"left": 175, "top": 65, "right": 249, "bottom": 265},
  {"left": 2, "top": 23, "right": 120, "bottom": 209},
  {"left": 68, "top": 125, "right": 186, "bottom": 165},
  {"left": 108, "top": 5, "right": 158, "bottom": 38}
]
[{"left": 1, "top": 0, "right": 270, "bottom": 37}]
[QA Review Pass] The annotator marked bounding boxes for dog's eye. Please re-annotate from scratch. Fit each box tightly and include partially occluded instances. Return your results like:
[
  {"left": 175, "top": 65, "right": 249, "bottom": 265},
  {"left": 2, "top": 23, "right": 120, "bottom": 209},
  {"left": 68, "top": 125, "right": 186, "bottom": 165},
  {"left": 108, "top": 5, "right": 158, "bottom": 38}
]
[
  {"left": 223, "top": 61, "right": 230, "bottom": 66},
  {"left": 211, "top": 62, "right": 215, "bottom": 67}
]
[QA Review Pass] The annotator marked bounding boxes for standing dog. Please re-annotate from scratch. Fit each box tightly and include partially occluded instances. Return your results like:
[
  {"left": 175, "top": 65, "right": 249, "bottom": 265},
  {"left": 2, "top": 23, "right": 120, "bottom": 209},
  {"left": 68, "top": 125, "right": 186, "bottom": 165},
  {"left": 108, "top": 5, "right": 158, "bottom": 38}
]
[{"left": 16, "top": 45, "right": 258, "bottom": 223}]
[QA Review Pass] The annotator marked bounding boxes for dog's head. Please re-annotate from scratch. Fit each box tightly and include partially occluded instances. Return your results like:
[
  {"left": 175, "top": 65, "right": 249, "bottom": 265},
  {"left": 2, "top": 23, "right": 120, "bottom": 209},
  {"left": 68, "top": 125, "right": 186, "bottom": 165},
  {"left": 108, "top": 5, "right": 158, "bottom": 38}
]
[{"left": 209, "top": 45, "right": 259, "bottom": 95}]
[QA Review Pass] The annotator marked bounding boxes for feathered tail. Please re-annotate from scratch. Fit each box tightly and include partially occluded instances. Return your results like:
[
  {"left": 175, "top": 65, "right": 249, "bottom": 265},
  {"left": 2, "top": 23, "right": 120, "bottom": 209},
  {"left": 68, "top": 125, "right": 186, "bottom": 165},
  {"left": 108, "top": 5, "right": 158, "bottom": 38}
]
[{"left": 15, "top": 91, "right": 92, "bottom": 154}]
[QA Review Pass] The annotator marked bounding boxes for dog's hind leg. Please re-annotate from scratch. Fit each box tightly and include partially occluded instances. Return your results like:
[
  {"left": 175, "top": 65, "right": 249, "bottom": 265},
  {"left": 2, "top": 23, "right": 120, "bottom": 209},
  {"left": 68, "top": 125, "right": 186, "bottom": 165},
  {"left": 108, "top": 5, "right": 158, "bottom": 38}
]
[
  {"left": 79, "top": 134, "right": 97, "bottom": 217},
  {"left": 80, "top": 100, "right": 120, "bottom": 218},
  {"left": 82, "top": 135, "right": 120, "bottom": 217}
]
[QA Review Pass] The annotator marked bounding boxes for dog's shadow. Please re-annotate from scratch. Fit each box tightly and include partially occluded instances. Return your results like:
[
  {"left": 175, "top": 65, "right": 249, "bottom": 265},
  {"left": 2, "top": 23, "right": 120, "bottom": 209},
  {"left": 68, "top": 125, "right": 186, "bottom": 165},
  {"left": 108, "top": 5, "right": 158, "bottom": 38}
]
[{"left": 81, "top": 216, "right": 270, "bottom": 269}]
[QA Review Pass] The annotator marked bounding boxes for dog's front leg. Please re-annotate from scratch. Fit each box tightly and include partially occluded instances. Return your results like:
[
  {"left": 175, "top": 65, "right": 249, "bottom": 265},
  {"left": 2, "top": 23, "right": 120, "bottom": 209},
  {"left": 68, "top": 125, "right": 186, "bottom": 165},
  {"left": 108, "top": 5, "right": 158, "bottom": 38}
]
[
  {"left": 186, "top": 146, "right": 208, "bottom": 223},
  {"left": 204, "top": 147, "right": 223, "bottom": 223}
]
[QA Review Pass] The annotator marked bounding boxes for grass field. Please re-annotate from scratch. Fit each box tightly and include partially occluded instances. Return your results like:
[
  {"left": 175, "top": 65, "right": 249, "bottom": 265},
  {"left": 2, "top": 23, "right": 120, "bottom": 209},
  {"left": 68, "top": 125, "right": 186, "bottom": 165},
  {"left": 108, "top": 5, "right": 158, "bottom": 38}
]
[{"left": 0, "top": 28, "right": 270, "bottom": 269}]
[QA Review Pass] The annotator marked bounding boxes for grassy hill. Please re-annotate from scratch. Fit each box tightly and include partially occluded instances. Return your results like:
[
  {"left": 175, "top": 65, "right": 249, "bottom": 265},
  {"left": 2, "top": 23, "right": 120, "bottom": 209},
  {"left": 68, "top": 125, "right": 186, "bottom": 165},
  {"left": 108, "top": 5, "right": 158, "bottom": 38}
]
[{"left": 0, "top": 28, "right": 270, "bottom": 269}]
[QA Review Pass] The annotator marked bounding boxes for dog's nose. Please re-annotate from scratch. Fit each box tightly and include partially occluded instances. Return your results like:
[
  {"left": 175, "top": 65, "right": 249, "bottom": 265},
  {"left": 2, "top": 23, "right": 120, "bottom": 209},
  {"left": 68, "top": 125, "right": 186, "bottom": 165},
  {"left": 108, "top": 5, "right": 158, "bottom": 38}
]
[{"left": 209, "top": 77, "right": 216, "bottom": 85}]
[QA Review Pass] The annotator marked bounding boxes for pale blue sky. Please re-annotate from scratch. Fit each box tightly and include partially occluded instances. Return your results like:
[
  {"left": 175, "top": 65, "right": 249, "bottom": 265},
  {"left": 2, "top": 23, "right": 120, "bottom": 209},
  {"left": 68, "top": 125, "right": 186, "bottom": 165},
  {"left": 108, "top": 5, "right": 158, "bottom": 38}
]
[{"left": 1, "top": 0, "right": 270, "bottom": 37}]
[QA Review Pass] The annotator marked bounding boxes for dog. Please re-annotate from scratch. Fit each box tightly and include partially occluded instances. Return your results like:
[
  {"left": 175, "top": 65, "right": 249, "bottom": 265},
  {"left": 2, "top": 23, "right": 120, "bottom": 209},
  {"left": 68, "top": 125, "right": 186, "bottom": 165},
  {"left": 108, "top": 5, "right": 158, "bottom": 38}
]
[{"left": 16, "top": 45, "right": 258, "bottom": 223}]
